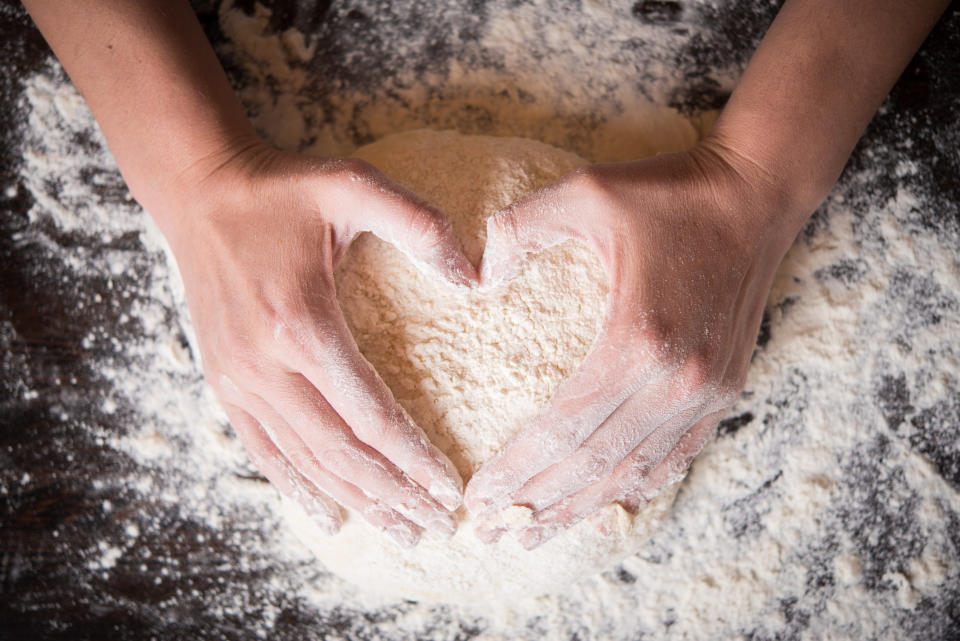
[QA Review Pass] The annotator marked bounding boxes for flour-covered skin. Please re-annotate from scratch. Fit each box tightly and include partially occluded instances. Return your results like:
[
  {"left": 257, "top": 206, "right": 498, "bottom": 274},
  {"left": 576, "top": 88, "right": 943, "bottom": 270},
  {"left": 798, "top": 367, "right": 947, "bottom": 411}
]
[
  {"left": 465, "top": 0, "right": 951, "bottom": 547},
  {"left": 283, "top": 128, "right": 685, "bottom": 603},
  {"left": 167, "top": 148, "right": 474, "bottom": 545},
  {"left": 466, "top": 145, "right": 793, "bottom": 547}
]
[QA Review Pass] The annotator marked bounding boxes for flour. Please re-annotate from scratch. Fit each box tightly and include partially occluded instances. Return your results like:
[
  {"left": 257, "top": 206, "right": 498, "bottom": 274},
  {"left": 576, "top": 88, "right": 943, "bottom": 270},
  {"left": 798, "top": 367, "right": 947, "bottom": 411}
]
[
  {"left": 283, "top": 128, "right": 678, "bottom": 604},
  {"left": 214, "top": 0, "right": 705, "bottom": 161},
  {"left": 6, "top": 0, "right": 960, "bottom": 639}
]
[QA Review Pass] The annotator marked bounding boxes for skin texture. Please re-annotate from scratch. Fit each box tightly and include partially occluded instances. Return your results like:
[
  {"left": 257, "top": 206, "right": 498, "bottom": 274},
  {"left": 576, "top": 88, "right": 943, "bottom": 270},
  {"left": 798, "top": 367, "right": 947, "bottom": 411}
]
[
  {"left": 464, "top": 0, "right": 950, "bottom": 547},
  {"left": 22, "top": 0, "right": 475, "bottom": 546},
  {"left": 169, "top": 149, "right": 477, "bottom": 545},
  {"left": 467, "top": 148, "right": 782, "bottom": 547},
  {"left": 22, "top": 0, "right": 949, "bottom": 549}
]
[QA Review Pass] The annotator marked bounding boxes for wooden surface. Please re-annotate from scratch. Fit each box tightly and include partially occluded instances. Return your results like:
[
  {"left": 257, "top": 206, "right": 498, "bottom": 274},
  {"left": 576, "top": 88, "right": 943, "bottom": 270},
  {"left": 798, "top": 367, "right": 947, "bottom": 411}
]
[{"left": 2, "top": 1, "right": 959, "bottom": 640}]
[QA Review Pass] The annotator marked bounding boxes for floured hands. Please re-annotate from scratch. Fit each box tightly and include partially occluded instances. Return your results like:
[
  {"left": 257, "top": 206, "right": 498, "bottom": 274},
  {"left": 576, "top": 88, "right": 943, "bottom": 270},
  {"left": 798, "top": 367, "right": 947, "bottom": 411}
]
[
  {"left": 165, "top": 144, "right": 476, "bottom": 547},
  {"left": 23, "top": 0, "right": 946, "bottom": 558},
  {"left": 465, "top": 140, "right": 805, "bottom": 549}
]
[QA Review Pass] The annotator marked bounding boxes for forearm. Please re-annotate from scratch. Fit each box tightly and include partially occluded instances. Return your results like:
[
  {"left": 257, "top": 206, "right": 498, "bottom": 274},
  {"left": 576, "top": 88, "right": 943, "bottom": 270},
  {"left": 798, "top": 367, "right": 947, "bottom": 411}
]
[
  {"left": 709, "top": 0, "right": 949, "bottom": 232},
  {"left": 22, "top": 0, "right": 259, "bottom": 229}
]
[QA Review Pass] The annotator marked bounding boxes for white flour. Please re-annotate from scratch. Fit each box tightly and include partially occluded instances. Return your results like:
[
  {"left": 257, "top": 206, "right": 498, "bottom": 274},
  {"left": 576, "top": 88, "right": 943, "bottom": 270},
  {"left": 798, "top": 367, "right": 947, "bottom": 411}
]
[
  {"left": 8, "top": 0, "right": 959, "bottom": 639},
  {"left": 285, "top": 128, "right": 677, "bottom": 604}
]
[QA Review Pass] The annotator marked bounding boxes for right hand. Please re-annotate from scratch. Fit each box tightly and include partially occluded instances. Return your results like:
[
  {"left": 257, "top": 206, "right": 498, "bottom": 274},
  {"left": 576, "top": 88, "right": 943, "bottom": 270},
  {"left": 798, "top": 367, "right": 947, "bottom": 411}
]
[
  {"left": 465, "top": 141, "right": 800, "bottom": 548},
  {"left": 161, "top": 143, "right": 476, "bottom": 547}
]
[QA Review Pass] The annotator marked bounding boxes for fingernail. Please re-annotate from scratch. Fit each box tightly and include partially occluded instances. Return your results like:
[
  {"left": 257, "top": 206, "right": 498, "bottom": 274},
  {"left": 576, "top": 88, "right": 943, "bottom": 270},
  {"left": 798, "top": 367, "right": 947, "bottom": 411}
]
[
  {"left": 312, "top": 513, "right": 342, "bottom": 536},
  {"left": 464, "top": 490, "right": 491, "bottom": 515},
  {"left": 430, "top": 514, "right": 458, "bottom": 539},
  {"left": 474, "top": 521, "right": 506, "bottom": 545},
  {"left": 388, "top": 523, "right": 422, "bottom": 549},
  {"left": 427, "top": 513, "right": 457, "bottom": 538},
  {"left": 429, "top": 478, "right": 463, "bottom": 512},
  {"left": 290, "top": 484, "right": 341, "bottom": 535},
  {"left": 530, "top": 507, "right": 568, "bottom": 527},
  {"left": 519, "top": 525, "right": 556, "bottom": 550},
  {"left": 299, "top": 492, "right": 341, "bottom": 534}
]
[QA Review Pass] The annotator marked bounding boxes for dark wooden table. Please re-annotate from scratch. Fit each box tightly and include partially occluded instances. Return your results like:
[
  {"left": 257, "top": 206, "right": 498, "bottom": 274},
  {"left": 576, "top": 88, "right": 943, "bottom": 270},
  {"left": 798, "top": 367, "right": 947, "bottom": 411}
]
[{"left": 2, "top": 1, "right": 959, "bottom": 640}]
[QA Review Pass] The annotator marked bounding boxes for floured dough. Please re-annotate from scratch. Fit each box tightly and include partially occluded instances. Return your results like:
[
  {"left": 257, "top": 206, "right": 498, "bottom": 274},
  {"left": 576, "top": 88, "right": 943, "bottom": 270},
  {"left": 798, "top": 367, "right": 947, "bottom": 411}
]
[{"left": 284, "top": 129, "right": 678, "bottom": 604}]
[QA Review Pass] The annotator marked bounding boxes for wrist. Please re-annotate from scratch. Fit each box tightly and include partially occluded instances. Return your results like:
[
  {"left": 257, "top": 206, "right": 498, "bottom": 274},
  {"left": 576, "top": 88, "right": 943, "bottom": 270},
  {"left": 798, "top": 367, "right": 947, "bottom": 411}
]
[
  {"left": 686, "top": 134, "right": 817, "bottom": 263},
  {"left": 142, "top": 134, "right": 275, "bottom": 246}
]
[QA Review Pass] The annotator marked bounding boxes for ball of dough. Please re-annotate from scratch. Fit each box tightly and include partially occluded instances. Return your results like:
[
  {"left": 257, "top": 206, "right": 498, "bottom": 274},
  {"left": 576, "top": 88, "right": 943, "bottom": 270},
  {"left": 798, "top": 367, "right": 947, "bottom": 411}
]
[{"left": 284, "top": 129, "right": 678, "bottom": 605}]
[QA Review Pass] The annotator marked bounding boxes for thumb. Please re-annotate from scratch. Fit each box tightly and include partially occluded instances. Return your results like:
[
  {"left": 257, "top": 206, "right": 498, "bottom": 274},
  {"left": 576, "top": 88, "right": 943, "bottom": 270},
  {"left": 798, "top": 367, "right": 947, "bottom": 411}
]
[
  {"left": 387, "top": 200, "right": 479, "bottom": 289},
  {"left": 479, "top": 178, "right": 592, "bottom": 290},
  {"left": 352, "top": 171, "right": 478, "bottom": 289}
]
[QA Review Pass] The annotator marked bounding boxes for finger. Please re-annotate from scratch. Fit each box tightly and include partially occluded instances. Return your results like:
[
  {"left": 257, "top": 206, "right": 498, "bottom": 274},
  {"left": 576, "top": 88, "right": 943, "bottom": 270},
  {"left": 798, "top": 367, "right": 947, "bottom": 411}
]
[
  {"left": 332, "top": 162, "right": 478, "bottom": 288},
  {"left": 617, "top": 410, "right": 722, "bottom": 514},
  {"left": 473, "top": 402, "right": 694, "bottom": 545},
  {"left": 275, "top": 309, "right": 464, "bottom": 513},
  {"left": 464, "top": 336, "right": 673, "bottom": 515},
  {"left": 234, "top": 371, "right": 457, "bottom": 537},
  {"left": 222, "top": 388, "right": 424, "bottom": 547},
  {"left": 473, "top": 520, "right": 508, "bottom": 545},
  {"left": 503, "top": 379, "right": 699, "bottom": 514},
  {"left": 518, "top": 410, "right": 721, "bottom": 549},
  {"left": 478, "top": 177, "right": 593, "bottom": 289},
  {"left": 222, "top": 403, "right": 342, "bottom": 535},
  {"left": 463, "top": 348, "right": 630, "bottom": 514}
]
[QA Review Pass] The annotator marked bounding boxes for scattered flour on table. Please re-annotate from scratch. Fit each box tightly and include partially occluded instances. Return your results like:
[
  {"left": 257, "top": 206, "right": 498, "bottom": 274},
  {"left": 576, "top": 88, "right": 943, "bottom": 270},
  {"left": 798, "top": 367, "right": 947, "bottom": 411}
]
[
  {"left": 215, "top": 0, "right": 706, "bottom": 161},
  {"left": 7, "top": 0, "right": 960, "bottom": 639}
]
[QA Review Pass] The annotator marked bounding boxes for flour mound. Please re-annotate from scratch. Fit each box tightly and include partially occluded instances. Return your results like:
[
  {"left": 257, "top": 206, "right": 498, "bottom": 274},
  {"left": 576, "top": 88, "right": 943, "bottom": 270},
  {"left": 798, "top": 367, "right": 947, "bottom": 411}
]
[{"left": 285, "top": 129, "right": 677, "bottom": 604}]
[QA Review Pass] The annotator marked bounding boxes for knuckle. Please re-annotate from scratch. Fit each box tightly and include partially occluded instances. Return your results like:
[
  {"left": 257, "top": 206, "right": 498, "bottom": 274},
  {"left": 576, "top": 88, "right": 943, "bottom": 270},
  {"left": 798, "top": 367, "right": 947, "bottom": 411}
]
[
  {"left": 713, "top": 381, "right": 743, "bottom": 410},
  {"left": 578, "top": 449, "right": 612, "bottom": 484},
  {"left": 680, "top": 354, "right": 715, "bottom": 396},
  {"left": 331, "top": 156, "right": 374, "bottom": 180},
  {"left": 547, "top": 428, "right": 584, "bottom": 459},
  {"left": 567, "top": 164, "right": 619, "bottom": 215},
  {"left": 318, "top": 446, "right": 353, "bottom": 475},
  {"left": 624, "top": 453, "right": 655, "bottom": 487},
  {"left": 569, "top": 164, "right": 608, "bottom": 192},
  {"left": 269, "top": 319, "right": 298, "bottom": 354},
  {"left": 363, "top": 417, "right": 401, "bottom": 450},
  {"left": 680, "top": 349, "right": 744, "bottom": 409},
  {"left": 270, "top": 307, "right": 308, "bottom": 350},
  {"left": 273, "top": 294, "right": 309, "bottom": 325},
  {"left": 271, "top": 300, "right": 340, "bottom": 359},
  {"left": 227, "top": 344, "right": 265, "bottom": 383},
  {"left": 346, "top": 388, "right": 404, "bottom": 439},
  {"left": 671, "top": 336, "right": 724, "bottom": 401},
  {"left": 623, "top": 328, "right": 681, "bottom": 379},
  {"left": 411, "top": 208, "right": 453, "bottom": 246}
]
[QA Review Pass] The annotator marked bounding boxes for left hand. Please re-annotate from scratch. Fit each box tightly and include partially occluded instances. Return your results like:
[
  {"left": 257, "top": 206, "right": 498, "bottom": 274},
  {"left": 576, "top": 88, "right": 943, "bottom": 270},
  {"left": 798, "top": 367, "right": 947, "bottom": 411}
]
[
  {"left": 464, "top": 140, "right": 803, "bottom": 549},
  {"left": 161, "top": 145, "right": 475, "bottom": 546}
]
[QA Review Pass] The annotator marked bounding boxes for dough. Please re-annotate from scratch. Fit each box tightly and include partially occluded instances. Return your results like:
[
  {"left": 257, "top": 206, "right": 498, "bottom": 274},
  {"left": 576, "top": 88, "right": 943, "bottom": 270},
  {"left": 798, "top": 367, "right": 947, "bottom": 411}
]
[{"left": 284, "top": 129, "right": 678, "bottom": 604}]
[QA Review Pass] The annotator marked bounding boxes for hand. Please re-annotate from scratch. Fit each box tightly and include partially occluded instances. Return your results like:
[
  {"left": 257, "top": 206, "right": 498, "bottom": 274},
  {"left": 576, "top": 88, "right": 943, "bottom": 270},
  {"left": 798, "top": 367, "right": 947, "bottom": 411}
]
[
  {"left": 464, "top": 140, "right": 802, "bottom": 549},
  {"left": 163, "top": 143, "right": 477, "bottom": 547}
]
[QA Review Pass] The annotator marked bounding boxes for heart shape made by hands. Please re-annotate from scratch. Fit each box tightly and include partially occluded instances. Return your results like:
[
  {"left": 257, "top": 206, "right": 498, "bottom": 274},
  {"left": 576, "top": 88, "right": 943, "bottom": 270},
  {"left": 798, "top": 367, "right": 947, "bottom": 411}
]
[
  {"left": 288, "top": 129, "right": 681, "bottom": 606},
  {"left": 336, "top": 129, "right": 609, "bottom": 483}
]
